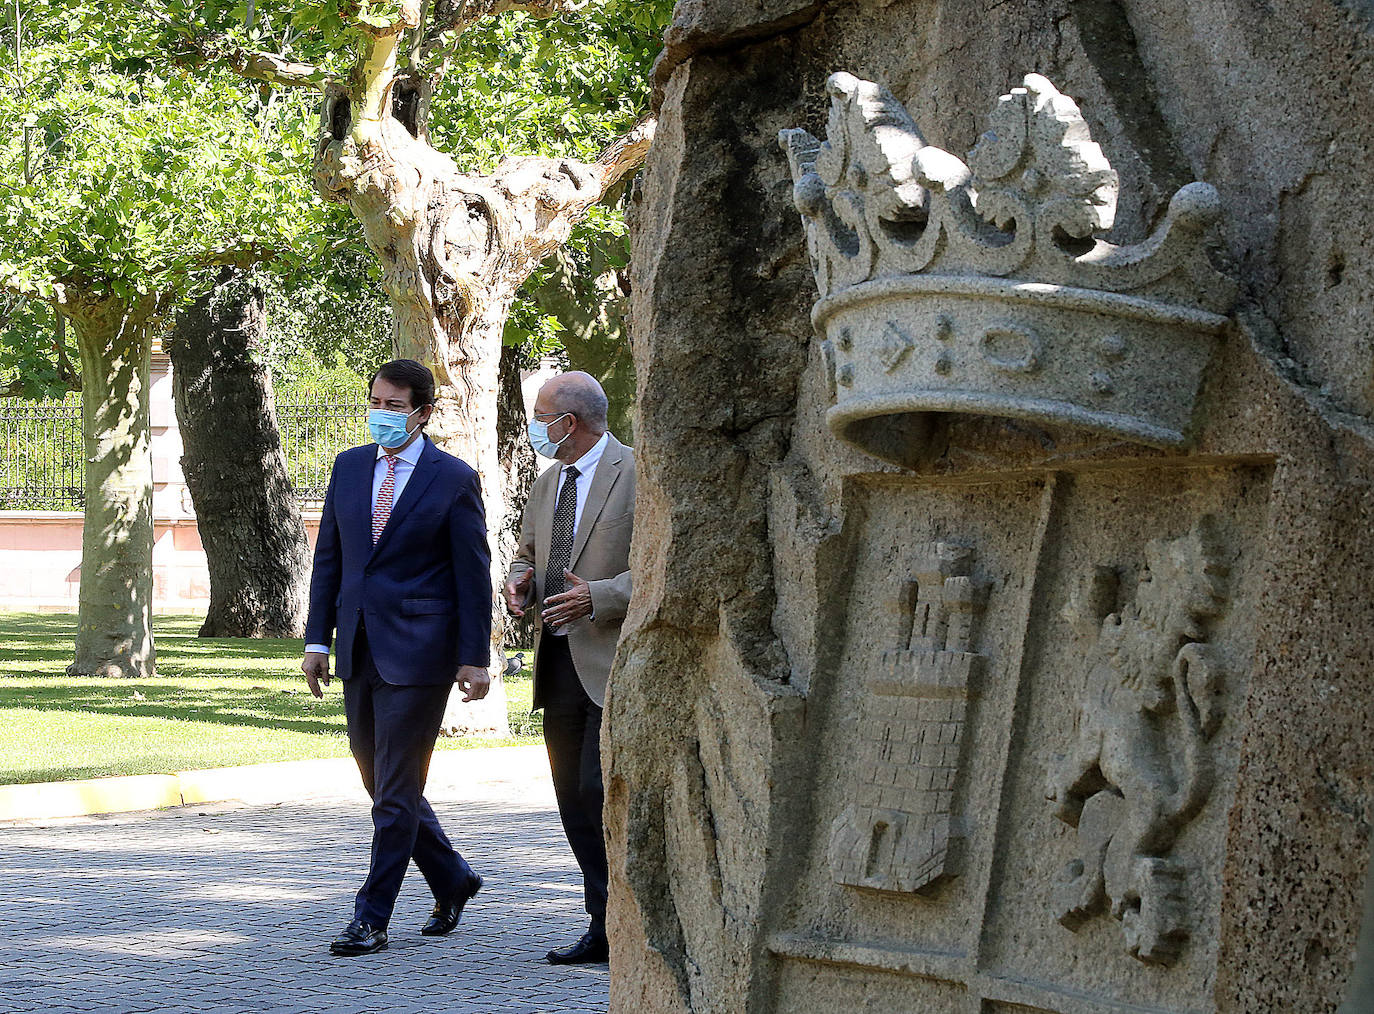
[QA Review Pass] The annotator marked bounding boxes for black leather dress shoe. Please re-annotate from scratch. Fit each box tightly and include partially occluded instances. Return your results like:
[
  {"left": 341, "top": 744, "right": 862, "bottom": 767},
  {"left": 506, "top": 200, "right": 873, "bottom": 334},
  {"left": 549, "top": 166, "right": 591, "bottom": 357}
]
[
  {"left": 422, "top": 873, "right": 483, "bottom": 936},
  {"left": 329, "top": 918, "right": 388, "bottom": 956},
  {"left": 546, "top": 930, "right": 609, "bottom": 965}
]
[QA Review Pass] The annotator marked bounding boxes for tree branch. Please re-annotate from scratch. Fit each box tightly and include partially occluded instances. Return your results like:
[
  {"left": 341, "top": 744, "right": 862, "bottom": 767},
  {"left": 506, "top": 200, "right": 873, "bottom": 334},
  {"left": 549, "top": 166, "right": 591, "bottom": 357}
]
[
  {"left": 592, "top": 115, "right": 656, "bottom": 190},
  {"left": 52, "top": 311, "right": 79, "bottom": 391},
  {"left": 406, "top": 0, "right": 432, "bottom": 66},
  {"left": 188, "top": 242, "right": 287, "bottom": 273},
  {"left": 154, "top": 14, "right": 339, "bottom": 90},
  {"left": 140, "top": 241, "right": 285, "bottom": 282},
  {"left": 495, "top": 116, "right": 655, "bottom": 276},
  {"left": 217, "top": 46, "right": 339, "bottom": 89},
  {"left": 424, "top": 0, "right": 583, "bottom": 52}
]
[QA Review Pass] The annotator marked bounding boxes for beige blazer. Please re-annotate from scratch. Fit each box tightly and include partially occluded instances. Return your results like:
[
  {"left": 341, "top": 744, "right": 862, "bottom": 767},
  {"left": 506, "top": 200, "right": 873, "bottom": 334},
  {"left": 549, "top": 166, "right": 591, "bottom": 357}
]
[{"left": 508, "top": 433, "right": 634, "bottom": 708}]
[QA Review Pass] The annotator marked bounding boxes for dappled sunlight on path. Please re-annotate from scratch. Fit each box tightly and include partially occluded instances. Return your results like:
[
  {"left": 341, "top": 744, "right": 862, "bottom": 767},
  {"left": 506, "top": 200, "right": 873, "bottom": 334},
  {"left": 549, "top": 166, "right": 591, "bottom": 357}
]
[{"left": 0, "top": 763, "right": 607, "bottom": 1013}]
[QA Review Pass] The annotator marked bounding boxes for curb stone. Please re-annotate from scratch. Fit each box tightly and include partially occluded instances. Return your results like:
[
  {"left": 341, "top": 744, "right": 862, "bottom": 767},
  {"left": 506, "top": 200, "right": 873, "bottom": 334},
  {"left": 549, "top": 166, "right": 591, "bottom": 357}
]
[{"left": 0, "top": 744, "right": 549, "bottom": 821}]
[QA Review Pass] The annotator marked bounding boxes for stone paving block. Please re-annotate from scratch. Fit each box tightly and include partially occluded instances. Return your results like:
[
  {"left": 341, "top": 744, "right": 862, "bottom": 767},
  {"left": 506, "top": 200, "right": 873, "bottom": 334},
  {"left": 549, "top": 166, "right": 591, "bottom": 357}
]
[{"left": 0, "top": 765, "right": 606, "bottom": 1014}]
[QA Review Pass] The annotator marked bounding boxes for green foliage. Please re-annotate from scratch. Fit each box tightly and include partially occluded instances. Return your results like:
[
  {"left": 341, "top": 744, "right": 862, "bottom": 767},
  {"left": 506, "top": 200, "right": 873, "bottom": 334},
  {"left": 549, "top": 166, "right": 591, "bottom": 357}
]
[
  {"left": 440, "top": 5, "right": 664, "bottom": 361},
  {"left": 431, "top": 4, "right": 669, "bottom": 173},
  {"left": 0, "top": 0, "right": 674, "bottom": 379},
  {"left": 214, "top": 252, "right": 394, "bottom": 386},
  {"left": 0, "top": 296, "right": 79, "bottom": 398},
  {"left": 135, "top": 0, "right": 372, "bottom": 72},
  {"left": 0, "top": 12, "right": 329, "bottom": 304}
]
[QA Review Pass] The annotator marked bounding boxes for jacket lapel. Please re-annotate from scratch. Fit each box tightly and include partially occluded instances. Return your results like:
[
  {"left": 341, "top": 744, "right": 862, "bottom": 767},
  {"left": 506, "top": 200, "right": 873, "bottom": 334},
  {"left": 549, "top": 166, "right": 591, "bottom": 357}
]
[
  {"left": 569, "top": 436, "right": 623, "bottom": 570},
  {"left": 371, "top": 438, "right": 440, "bottom": 556},
  {"left": 351, "top": 446, "right": 379, "bottom": 550},
  {"left": 534, "top": 464, "right": 557, "bottom": 582}
]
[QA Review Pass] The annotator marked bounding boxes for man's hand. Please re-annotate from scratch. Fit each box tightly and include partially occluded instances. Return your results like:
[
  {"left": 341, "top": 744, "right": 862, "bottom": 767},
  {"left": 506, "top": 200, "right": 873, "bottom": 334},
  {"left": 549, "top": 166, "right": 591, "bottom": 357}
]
[
  {"left": 543, "top": 570, "right": 592, "bottom": 629},
  {"left": 302, "top": 652, "right": 331, "bottom": 699},
  {"left": 456, "top": 665, "right": 491, "bottom": 702},
  {"left": 504, "top": 569, "right": 534, "bottom": 617}
]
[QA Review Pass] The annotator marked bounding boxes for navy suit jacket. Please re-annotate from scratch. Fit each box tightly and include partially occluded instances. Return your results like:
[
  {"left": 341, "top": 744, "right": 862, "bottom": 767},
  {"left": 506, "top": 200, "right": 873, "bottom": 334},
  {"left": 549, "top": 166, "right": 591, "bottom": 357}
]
[{"left": 304, "top": 438, "right": 492, "bottom": 685}]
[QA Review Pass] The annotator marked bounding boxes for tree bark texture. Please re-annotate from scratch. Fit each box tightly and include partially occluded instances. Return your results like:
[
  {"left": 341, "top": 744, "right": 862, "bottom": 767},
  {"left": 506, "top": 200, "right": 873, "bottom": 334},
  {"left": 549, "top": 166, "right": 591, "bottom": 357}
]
[
  {"left": 311, "top": 44, "right": 651, "bottom": 733},
  {"left": 166, "top": 268, "right": 311, "bottom": 638},
  {"left": 497, "top": 340, "right": 538, "bottom": 654},
  {"left": 65, "top": 294, "right": 157, "bottom": 678}
]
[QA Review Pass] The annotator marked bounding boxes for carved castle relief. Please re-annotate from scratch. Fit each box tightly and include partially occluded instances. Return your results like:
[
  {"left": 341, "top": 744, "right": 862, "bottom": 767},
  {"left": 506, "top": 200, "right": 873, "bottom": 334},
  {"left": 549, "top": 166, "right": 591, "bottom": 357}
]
[
  {"left": 829, "top": 543, "right": 985, "bottom": 894},
  {"left": 1047, "top": 517, "right": 1230, "bottom": 966}
]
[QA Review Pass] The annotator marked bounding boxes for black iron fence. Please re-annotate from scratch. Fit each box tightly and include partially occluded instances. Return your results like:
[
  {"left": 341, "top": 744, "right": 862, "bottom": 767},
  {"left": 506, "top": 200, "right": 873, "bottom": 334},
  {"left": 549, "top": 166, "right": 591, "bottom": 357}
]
[
  {"left": 0, "top": 395, "right": 366, "bottom": 511},
  {"left": 0, "top": 398, "right": 84, "bottom": 510},
  {"left": 275, "top": 395, "right": 368, "bottom": 507}
]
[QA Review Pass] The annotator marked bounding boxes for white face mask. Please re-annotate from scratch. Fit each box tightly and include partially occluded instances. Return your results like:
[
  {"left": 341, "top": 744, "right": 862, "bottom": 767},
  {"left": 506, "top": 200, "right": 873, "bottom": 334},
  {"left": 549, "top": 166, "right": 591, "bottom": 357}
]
[{"left": 527, "top": 413, "right": 571, "bottom": 458}]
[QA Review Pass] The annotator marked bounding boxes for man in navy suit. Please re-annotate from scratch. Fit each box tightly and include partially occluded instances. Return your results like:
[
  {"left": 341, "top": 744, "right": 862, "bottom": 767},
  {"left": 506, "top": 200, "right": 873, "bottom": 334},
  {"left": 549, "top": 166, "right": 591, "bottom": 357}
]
[{"left": 301, "top": 359, "right": 491, "bottom": 957}]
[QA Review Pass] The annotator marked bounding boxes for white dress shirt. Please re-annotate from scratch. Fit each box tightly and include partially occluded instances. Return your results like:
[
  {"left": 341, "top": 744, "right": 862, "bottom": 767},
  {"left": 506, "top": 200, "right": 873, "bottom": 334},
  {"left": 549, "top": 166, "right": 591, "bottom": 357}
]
[
  {"left": 547, "top": 431, "right": 609, "bottom": 636},
  {"left": 371, "top": 433, "right": 427, "bottom": 510},
  {"left": 564, "top": 431, "right": 608, "bottom": 537},
  {"left": 305, "top": 436, "right": 429, "bottom": 656}
]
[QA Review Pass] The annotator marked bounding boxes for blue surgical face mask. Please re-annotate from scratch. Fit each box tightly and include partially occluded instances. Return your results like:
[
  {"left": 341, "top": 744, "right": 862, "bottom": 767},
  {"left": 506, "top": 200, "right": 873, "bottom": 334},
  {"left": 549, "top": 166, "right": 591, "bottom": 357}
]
[
  {"left": 527, "top": 412, "right": 572, "bottom": 458},
  {"left": 369, "top": 406, "right": 421, "bottom": 448}
]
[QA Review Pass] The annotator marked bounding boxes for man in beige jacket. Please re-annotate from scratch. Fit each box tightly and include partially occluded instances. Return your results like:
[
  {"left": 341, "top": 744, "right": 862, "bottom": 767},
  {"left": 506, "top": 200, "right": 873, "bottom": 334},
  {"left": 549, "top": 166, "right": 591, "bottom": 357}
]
[{"left": 504, "top": 371, "right": 633, "bottom": 964}]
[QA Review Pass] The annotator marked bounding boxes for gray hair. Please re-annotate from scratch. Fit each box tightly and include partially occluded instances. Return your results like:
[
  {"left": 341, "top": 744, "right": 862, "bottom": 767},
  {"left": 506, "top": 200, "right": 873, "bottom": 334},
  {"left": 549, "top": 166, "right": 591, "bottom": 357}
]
[{"left": 549, "top": 372, "right": 609, "bottom": 433}]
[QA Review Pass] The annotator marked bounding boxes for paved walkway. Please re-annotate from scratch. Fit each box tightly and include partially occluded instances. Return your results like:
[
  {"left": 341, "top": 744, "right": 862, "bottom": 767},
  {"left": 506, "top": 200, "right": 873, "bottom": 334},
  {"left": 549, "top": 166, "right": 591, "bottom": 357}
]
[{"left": 0, "top": 753, "right": 608, "bottom": 1014}]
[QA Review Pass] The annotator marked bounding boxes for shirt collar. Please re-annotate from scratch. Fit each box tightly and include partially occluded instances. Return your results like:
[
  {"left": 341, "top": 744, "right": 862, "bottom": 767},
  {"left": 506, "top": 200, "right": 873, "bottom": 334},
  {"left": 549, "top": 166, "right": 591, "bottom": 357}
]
[
  {"left": 377, "top": 434, "right": 427, "bottom": 465},
  {"left": 565, "top": 431, "right": 609, "bottom": 476}
]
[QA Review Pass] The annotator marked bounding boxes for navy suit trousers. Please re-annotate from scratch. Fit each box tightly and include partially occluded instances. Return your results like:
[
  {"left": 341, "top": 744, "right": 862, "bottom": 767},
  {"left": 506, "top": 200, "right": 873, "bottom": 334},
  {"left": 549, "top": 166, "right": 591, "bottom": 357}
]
[{"left": 343, "top": 629, "right": 473, "bottom": 927}]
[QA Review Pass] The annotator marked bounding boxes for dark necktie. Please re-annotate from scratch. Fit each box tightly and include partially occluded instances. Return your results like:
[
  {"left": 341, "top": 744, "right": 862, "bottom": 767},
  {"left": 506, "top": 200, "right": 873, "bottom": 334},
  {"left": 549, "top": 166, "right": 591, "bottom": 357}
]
[{"left": 544, "top": 465, "right": 580, "bottom": 600}]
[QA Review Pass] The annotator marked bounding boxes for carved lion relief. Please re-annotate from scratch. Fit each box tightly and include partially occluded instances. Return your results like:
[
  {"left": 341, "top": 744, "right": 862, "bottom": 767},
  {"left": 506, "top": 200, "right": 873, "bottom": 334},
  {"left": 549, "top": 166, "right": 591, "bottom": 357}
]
[
  {"left": 829, "top": 543, "right": 985, "bottom": 894},
  {"left": 1047, "top": 517, "right": 1229, "bottom": 965}
]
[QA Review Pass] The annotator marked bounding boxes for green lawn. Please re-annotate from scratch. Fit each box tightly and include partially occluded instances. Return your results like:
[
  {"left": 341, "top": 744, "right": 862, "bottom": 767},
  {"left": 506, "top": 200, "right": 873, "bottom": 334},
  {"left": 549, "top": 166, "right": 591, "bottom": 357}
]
[{"left": 0, "top": 613, "right": 541, "bottom": 785}]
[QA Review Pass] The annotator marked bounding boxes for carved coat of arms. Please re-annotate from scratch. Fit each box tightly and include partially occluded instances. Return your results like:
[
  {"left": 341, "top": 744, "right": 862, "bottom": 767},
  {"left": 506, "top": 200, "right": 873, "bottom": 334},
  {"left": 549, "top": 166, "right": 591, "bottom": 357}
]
[{"left": 1047, "top": 517, "right": 1229, "bottom": 965}]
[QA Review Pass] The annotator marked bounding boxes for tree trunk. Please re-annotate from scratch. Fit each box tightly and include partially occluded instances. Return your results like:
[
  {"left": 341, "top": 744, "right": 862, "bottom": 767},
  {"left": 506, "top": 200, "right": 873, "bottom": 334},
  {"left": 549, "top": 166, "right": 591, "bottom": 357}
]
[
  {"left": 166, "top": 267, "right": 311, "bottom": 638},
  {"left": 311, "top": 48, "right": 651, "bottom": 735},
  {"left": 496, "top": 339, "right": 538, "bottom": 655},
  {"left": 65, "top": 294, "right": 157, "bottom": 678},
  {"left": 529, "top": 243, "right": 636, "bottom": 444}
]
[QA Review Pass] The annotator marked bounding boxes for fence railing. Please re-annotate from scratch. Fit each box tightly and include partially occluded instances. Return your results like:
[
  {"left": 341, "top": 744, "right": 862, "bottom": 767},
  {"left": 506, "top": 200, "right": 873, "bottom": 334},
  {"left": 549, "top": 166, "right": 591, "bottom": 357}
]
[
  {"left": 0, "top": 396, "right": 366, "bottom": 512},
  {"left": 0, "top": 399, "right": 84, "bottom": 510},
  {"left": 275, "top": 396, "right": 368, "bottom": 508}
]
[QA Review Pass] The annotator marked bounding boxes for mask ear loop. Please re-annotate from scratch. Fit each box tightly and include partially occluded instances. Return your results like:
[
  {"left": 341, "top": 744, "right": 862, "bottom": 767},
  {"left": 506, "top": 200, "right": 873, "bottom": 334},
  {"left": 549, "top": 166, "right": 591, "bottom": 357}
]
[
  {"left": 404, "top": 404, "right": 427, "bottom": 439},
  {"left": 551, "top": 411, "right": 573, "bottom": 447}
]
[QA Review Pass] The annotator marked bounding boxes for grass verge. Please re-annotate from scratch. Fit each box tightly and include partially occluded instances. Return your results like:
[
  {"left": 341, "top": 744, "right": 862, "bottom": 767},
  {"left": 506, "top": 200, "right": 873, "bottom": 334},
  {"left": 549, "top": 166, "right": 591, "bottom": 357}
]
[{"left": 0, "top": 613, "right": 540, "bottom": 785}]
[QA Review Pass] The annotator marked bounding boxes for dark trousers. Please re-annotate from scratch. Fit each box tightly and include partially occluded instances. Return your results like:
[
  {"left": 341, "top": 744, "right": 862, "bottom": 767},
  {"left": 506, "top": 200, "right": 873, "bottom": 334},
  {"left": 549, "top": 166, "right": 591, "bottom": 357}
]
[
  {"left": 343, "top": 631, "right": 473, "bottom": 928},
  {"left": 540, "top": 630, "right": 609, "bottom": 936}
]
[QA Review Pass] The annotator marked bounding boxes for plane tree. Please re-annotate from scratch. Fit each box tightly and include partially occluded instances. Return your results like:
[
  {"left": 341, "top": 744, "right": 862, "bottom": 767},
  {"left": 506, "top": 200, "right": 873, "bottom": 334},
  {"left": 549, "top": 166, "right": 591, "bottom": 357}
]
[
  {"left": 147, "top": 0, "right": 668, "bottom": 729},
  {"left": 0, "top": 8, "right": 327, "bottom": 676}
]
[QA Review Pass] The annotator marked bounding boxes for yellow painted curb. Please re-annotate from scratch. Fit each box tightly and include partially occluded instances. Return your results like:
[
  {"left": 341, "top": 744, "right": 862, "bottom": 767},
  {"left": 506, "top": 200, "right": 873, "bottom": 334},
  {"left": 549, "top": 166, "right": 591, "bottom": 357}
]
[
  {"left": 0, "top": 773, "right": 185, "bottom": 821},
  {"left": 175, "top": 757, "right": 355, "bottom": 807},
  {"left": 0, "top": 745, "right": 551, "bottom": 822}
]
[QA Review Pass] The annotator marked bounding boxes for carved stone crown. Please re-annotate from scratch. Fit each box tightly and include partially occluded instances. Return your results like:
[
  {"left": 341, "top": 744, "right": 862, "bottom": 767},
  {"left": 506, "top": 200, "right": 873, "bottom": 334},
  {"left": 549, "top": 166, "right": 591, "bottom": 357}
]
[{"left": 780, "top": 73, "right": 1236, "bottom": 465}]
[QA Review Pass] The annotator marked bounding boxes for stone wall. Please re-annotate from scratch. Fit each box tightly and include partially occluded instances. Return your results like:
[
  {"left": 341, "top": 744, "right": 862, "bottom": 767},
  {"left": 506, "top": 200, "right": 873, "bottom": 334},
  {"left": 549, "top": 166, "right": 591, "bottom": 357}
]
[{"left": 606, "top": 2, "right": 1374, "bottom": 1012}]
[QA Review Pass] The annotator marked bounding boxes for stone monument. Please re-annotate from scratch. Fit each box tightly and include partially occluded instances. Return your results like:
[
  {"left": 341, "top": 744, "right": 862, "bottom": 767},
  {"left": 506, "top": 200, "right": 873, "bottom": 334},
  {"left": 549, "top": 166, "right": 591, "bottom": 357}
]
[{"left": 608, "top": 4, "right": 1374, "bottom": 1013}]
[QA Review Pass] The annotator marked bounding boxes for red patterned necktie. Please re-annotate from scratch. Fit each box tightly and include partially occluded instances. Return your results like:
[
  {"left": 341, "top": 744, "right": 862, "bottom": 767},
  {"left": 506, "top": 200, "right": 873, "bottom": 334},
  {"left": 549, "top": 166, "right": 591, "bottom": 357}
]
[{"left": 372, "top": 455, "right": 398, "bottom": 545}]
